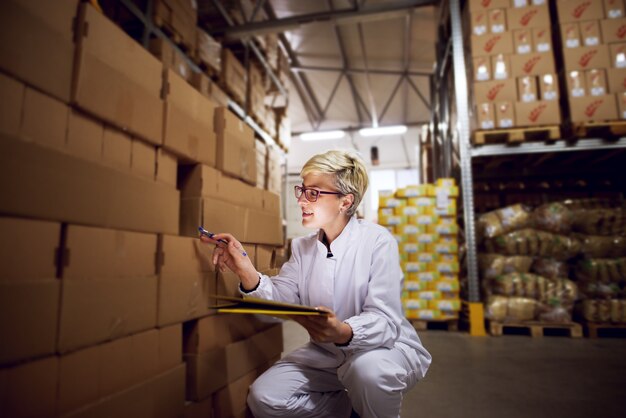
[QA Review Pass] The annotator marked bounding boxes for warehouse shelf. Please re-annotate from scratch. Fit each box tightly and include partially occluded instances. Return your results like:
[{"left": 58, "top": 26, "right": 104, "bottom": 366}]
[{"left": 470, "top": 137, "right": 626, "bottom": 157}]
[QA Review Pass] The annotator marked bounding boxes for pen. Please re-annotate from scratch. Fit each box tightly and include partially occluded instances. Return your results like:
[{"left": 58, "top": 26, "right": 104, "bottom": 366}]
[{"left": 198, "top": 227, "right": 247, "bottom": 257}]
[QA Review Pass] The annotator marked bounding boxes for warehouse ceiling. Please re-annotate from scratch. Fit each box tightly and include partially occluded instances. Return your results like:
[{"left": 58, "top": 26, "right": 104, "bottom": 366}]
[{"left": 201, "top": 0, "right": 439, "bottom": 134}]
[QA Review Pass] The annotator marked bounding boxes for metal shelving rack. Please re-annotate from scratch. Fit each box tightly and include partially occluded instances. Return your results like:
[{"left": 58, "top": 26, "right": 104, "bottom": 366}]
[{"left": 433, "top": 0, "right": 626, "bottom": 335}]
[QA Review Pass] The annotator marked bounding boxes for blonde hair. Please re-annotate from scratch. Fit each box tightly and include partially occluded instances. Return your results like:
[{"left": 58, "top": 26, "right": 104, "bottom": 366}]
[{"left": 301, "top": 150, "right": 369, "bottom": 217}]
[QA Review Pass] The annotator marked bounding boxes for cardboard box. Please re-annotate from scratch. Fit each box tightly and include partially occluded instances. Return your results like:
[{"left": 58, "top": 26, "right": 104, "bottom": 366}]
[
  {"left": 601, "top": 18, "right": 626, "bottom": 44},
  {"left": 471, "top": 32, "right": 515, "bottom": 56},
  {"left": 0, "top": 134, "right": 180, "bottom": 234},
  {"left": 157, "top": 234, "right": 216, "bottom": 326},
  {"left": 102, "top": 127, "right": 132, "bottom": 172},
  {"left": 473, "top": 56, "right": 492, "bottom": 81},
  {"left": 495, "top": 101, "right": 515, "bottom": 127},
  {"left": 489, "top": 8, "right": 507, "bottom": 33},
  {"left": 0, "top": 0, "right": 76, "bottom": 102},
  {"left": 58, "top": 344, "right": 101, "bottom": 413},
  {"left": 217, "top": 270, "right": 241, "bottom": 298},
  {"left": 163, "top": 69, "right": 216, "bottom": 165},
  {"left": 473, "top": 79, "right": 518, "bottom": 103},
  {"left": 0, "top": 356, "right": 59, "bottom": 418},
  {"left": 539, "top": 73, "right": 560, "bottom": 100},
  {"left": 608, "top": 67, "right": 626, "bottom": 92},
  {"left": 185, "top": 397, "right": 213, "bottom": 418},
  {"left": 195, "top": 28, "right": 221, "bottom": 74},
  {"left": 468, "top": 0, "right": 511, "bottom": 12},
  {"left": 0, "top": 73, "right": 24, "bottom": 137},
  {"left": 556, "top": 0, "right": 605, "bottom": 22},
  {"left": 569, "top": 94, "right": 619, "bottom": 122},
  {"left": 510, "top": 52, "right": 556, "bottom": 76},
  {"left": 469, "top": 10, "right": 489, "bottom": 36},
  {"left": 20, "top": 87, "right": 69, "bottom": 151},
  {"left": 513, "top": 29, "right": 533, "bottom": 54},
  {"left": 66, "top": 110, "right": 104, "bottom": 162},
  {"left": 605, "top": 0, "right": 626, "bottom": 18},
  {"left": 567, "top": 70, "right": 588, "bottom": 97},
  {"left": 159, "top": 324, "right": 183, "bottom": 372},
  {"left": 476, "top": 102, "right": 496, "bottom": 129},
  {"left": 581, "top": 20, "right": 602, "bottom": 46},
  {"left": 617, "top": 91, "right": 626, "bottom": 117},
  {"left": 491, "top": 54, "right": 511, "bottom": 79},
  {"left": 561, "top": 22, "right": 582, "bottom": 48},
  {"left": 180, "top": 197, "right": 248, "bottom": 239},
  {"left": 73, "top": 3, "right": 163, "bottom": 145},
  {"left": 532, "top": 27, "right": 552, "bottom": 52},
  {"left": 507, "top": 4, "right": 550, "bottom": 30},
  {"left": 148, "top": 37, "right": 192, "bottom": 81},
  {"left": 586, "top": 68, "right": 609, "bottom": 96},
  {"left": 185, "top": 325, "right": 282, "bottom": 401},
  {"left": 518, "top": 76, "right": 538, "bottom": 102},
  {"left": 213, "top": 367, "right": 263, "bottom": 418},
  {"left": 214, "top": 108, "right": 257, "bottom": 185},
  {"left": 220, "top": 48, "right": 247, "bottom": 105},
  {"left": 610, "top": 42, "right": 626, "bottom": 67},
  {"left": 514, "top": 100, "right": 562, "bottom": 125},
  {"left": 246, "top": 207, "right": 284, "bottom": 245},
  {"left": 0, "top": 281, "right": 60, "bottom": 366},
  {"left": 563, "top": 45, "right": 611, "bottom": 70},
  {"left": 63, "top": 364, "right": 186, "bottom": 418},
  {"left": 184, "top": 314, "right": 269, "bottom": 355},
  {"left": 131, "top": 139, "right": 157, "bottom": 180},
  {"left": 256, "top": 245, "right": 275, "bottom": 271},
  {"left": 156, "top": 148, "right": 177, "bottom": 187}
]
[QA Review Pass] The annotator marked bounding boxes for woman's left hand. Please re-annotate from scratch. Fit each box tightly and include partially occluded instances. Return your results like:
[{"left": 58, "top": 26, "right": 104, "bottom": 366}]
[{"left": 290, "top": 307, "right": 353, "bottom": 345}]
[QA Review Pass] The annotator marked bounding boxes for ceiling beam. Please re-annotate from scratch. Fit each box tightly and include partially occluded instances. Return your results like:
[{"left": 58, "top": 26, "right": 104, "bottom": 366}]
[
  {"left": 407, "top": 76, "right": 431, "bottom": 110},
  {"left": 357, "top": 22, "right": 378, "bottom": 127},
  {"left": 379, "top": 76, "right": 404, "bottom": 123},
  {"left": 211, "top": 0, "right": 438, "bottom": 38},
  {"left": 315, "top": 73, "right": 344, "bottom": 130},
  {"left": 291, "top": 65, "right": 431, "bottom": 77}
]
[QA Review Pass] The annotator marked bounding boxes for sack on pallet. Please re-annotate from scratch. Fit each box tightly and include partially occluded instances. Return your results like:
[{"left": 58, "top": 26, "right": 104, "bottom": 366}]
[
  {"left": 578, "top": 281, "right": 622, "bottom": 299},
  {"left": 563, "top": 198, "right": 623, "bottom": 211},
  {"left": 581, "top": 299, "right": 624, "bottom": 323},
  {"left": 531, "top": 258, "right": 569, "bottom": 279},
  {"left": 485, "top": 295, "right": 538, "bottom": 322},
  {"left": 536, "top": 301, "right": 573, "bottom": 324},
  {"left": 487, "top": 272, "right": 577, "bottom": 307},
  {"left": 574, "top": 257, "right": 626, "bottom": 283},
  {"left": 531, "top": 202, "right": 573, "bottom": 234},
  {"left": 478, "top": 254, "right": 533, "bottom": 279},
  {"left": 571, "top": 208, "right": 626, "bottom": 236},
  {"left": 484, "top": 229, "right": 581, "bottom": 260},
  {"left": 574, "top": 234, "right": 626, "bottom": 258},
  {"left": 477, "top": 204, "right": 532, "bottom": 240}
]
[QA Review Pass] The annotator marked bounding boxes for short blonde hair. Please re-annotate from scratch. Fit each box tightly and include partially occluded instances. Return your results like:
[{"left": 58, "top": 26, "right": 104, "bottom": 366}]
[{"left": 301, "top": 150, "right": 369, "bottom": 217}]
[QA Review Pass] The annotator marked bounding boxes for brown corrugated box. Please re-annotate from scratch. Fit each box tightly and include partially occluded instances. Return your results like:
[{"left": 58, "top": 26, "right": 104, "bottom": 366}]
[
  {"left": 0, "top": 0, "right": 76, "bottom": 103},
  {"left": 156, "top": 148, "right": 178, "bottom": 188},
  {"left": 495, "top": 101, "right": 515, "bottom": 127},
  {"left": 586, "top": 68, "right": 609, "bottom": 96},
  {"left": 0, "top": 134, "right": 180, "bottom": 234},
  {"left": 214, "top": 107, "right": 257, "bottom": 185},
  {"left": 507, "top": 4, "right": 550, "bottom": 30},
  {"left": 163, "top": 69, "right": 217, "bottom": 165},
  {"left": 58, "top": 225, "right": 159, "bottom": 353},
  {"left": 473, "top": 79, "right": 518, "bottom": 102},
  {"left": 157, "top": 234, "right": 216, "bottom": 326},
  {"left": 102, "top": 127, "right": 132, "bottom": 172},
  {"left": 563, "top": 45, "right": 611, "bottom": 70},
  {"left": 475, "top": 102, "right": 496, "bottom": 129},
  {"left": 513, "top": 29, "right": 534, "bottom": 54},
  {"left": 608, "top": 67, "right": 626, "bottom": 92},
  {"left": 567, "top": 69, "right": 588, "bottom": 97},
  {"left": 73, "top": 3, "right": 163, "bottom": 145},
  {"left": 131, "top": 139, "right": 157, "bottom": 181},
  {"left": 474, "top": 56, "right": 492, "bottom": 81},
  {"left": 539, "top": 73, "right": 560, "bottom": 100},
  {"left": 212, "top": 365, "right": 267, "bottom": 418},
  {"left": 514, "top": 100, "right": 562, "bottom": 126},
  {"left": 471, "top": 32, "right": 515, "bottom": 56},
  {"left": 561, "top": 22, "right": 582, "bottom": 48},
  {"left": 185, "top": 397, "right": 213, "bottom": 418},
  {"left": 605, "top": 0, "right": 626, "bottom": 18},
  {"left": 532, "top": 27, "right": 552, "bottom": 52},
  {"left": 468, "top": 10, "right": 489, "bottom": 36},
  {"left": 491, "top": 54, "right": 511, "bottom": 79},
  {"left": 617, "top": 91, "right": 626, "bottom": 117},
  {"left": 556, "top": 0, "right": 605, "bottom": 23},
  {"left": 510, "top": 52, "right": 556, "bottom": 76},
  {"left": 180, "top": 197, "right": 248, "bottom": 239},
  {"left": 580, "top": 20, "right": 602, "bottom": 46},
  {"left": 20, "top": 86, "right": 69, "bottom": 152},
  {"left": 609, "top": 42, "right": 626, "bottom": 67},
  {"left": 488, "top": 8, "right": 507, "bottom": 33},
  {"left": 518, "top": 76, "right": 538, "bottom": 102},
  {"left": 0, "top": 356, "right": 59, "bottom": 418},
  {"left": 569, "top": 94, "right": 619, "bottom": 122},
  {"left": 217, "top": 270, "right": 243, "bottom": 297},
  {"left": 468, "top": 0, "right": 511, "bottom": 12},
  {"left": 221, "top": 49, "right": 247, "bottom": 105},
  {"left": 148, "top": 37, "right": 192, "bottom": 81},
  {"left": 66, "top": 110, "right": 104, "bottom": 163},
  {"left": 256, "top": 245, "right": 275, "bottom": 271},
  {"left": 600, "top": 18, "right": 626, "bottom": 44},
  {"left": 0, "top": 73, "right": 24, "bottom": 137}
]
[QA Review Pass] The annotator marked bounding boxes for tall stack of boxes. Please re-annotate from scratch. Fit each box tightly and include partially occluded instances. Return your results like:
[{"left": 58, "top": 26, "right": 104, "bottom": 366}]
[
  {"left": 378, "top": 180, "right": 461, "bottom": 322},
  {"left": 468, "top": 0, "right": 562, "bottom": 131},
  {"left": 558, "top": 0, "right": 626, "bottom": 122},
  {"left": 0, "top": 2, "right": 286, "bottom": 417}
]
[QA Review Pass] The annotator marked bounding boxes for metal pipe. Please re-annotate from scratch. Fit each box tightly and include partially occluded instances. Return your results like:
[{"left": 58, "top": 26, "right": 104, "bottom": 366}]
[
  {"left": 406, "top": 76, "right": 431, "bottom": 110},
  {"left": 291, "top": 65, "right": 431, "bottom": 77}
]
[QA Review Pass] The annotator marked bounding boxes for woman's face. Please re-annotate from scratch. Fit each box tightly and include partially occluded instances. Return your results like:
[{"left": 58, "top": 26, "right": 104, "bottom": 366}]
[{"left": 297, "top": 172, "right": 347, "bottom": 230}]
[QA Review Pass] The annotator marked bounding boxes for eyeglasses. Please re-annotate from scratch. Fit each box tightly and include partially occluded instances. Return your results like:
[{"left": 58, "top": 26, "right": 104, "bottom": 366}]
[{"left": 294, "top": 185, "right": 343, "bottom": 202}]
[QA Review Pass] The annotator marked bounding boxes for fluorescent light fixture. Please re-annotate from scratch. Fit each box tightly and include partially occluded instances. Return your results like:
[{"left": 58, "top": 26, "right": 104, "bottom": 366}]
[
  {"left": 359, "top": 125, "right": 407, "bottom": 137},
  {"left": 299, "top": 130, "right": 345, "bottom": 141}
]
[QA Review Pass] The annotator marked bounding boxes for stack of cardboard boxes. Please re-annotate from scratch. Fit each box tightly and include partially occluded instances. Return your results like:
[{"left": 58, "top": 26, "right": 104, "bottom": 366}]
[
  {"left": 0, "top": 2, "right": 285, "bottom": 417},
  {"left": 468, "top": 0, "right": 562, "bottom": 130},
  {"left": 378, "top": 180, "right": 461, "bottom": 321},
  {"left": 152, "top": 0, "right": 197, "bottom": 52},
  {"left": 558, "top": 0, "right": 626, "bottom": 122}
]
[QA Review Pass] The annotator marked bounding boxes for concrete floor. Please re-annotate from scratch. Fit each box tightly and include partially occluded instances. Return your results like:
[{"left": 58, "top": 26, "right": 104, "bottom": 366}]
[{"left": 281, "top": 321, "right": 626, "bottom": 418}]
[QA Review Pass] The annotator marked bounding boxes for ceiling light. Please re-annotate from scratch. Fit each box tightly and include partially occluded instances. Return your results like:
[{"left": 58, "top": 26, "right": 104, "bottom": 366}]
[
  {"left": 359, "top": 125, "right": 408, "bottom": 137},
  {"left": 299, "top": 130, "right": 345, "bottom": 141}
]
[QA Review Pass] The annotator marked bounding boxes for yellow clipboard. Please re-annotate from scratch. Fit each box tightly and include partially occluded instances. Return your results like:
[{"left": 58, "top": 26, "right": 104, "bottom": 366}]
[{"left": 209, "top": 295, "right": 329, "bottom": 316}]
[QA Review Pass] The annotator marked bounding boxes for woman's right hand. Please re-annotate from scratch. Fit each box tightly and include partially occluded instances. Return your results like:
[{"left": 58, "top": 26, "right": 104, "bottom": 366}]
[{"left": 200, "top": 233, "right": 260, "bottom": 290}]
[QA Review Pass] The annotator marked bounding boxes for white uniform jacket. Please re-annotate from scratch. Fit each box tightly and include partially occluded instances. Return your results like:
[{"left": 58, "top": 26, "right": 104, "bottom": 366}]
[{"left": 242, "top": 216, "right": 432, "bottom": 374}]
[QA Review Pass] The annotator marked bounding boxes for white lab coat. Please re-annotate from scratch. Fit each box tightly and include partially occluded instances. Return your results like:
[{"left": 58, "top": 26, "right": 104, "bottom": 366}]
[{"left": 243, "top": 216, "right": 432, "bottom": 418}]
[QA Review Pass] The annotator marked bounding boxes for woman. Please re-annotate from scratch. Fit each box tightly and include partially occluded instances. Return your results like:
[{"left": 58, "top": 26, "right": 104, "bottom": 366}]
[{"left": 202, "top": 149, "right": 431, "bottom": 418}]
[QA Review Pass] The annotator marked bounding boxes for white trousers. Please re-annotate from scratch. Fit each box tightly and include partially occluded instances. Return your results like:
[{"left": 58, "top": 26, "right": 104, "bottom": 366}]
[{"left": 247, "top": 344, "right": 422, "bottom": 418}]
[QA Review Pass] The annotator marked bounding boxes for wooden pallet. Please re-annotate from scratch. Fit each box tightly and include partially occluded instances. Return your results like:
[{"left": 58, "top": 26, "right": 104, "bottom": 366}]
[
  {"left": 572, "top": 120, "right": 626, "bottom": 139},
  {"left": 585, "top": 322, "right": 626, "bottom": 338},
  {"left": 153, "top": 15, "right": 194, "bottom": 53},
  {"left": 488, "top": 320, "right": 582, "bottom": 337},
  {"left": 473, "top": 125, "right": 561, "bottom": 145},
  {"left": 410, "top": 318, "right": 459, "bottom": 332}
]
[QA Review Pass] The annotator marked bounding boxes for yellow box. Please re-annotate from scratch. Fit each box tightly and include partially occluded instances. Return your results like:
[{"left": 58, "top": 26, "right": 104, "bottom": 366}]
[
  {"left": 429, "top": 185, "right": 459, "bottom": 197},
  {"left": 397, "top": 185, "right": 430, "bottom": 197},
  {"left": 395, "top": 206, "right": 424, "bottom": 216},
  {"left": 408, "top": 197, "right": 435, "bottom": 207},
  {"left": 441, "top": 273, "right": 458, "bottom": 281},
  {"left": 428, "top": 299, "right": 461, "bottom": 311},
  {"left": 436, "top": 178, "right": 456, "bottom": 187},
  {"left": 428, "top": 224, "right": 459, "bottom": 235},
  {"left": 379, "top": 215, "right": 406, "bottom": 226},
  {"left": 399, "top": 253, "right": 408, "bottom": 263},
  {"left": 441, "top": 291, "right": 461, "bottom": 300},
  {"left": 405, "top": 309, "right": 442, "bottom": 320},
  {"left": 403, "top": 299, "right": 428, "bottom": 310},
  {"left": 426, "top": 206, "right": 457, "bottom": 217},
  {"left": 417, "top": 290, "right": 442, "bottom": 300},
  {"left": 429, "top": 241, "right": 459, "bottom": 254},
  {"left": 404, "top": 280, "right": 426, "bottom": 292},
  {"left": 440, "top": 254, "right": 458, "bottom": 263},
  {"left": 430, "top": 279, "right": 460, "bottom": 292},
  {"left": 416, "top": 214, "right": 439, "bottom": 225},
  {"left": 417, "top": 233, "right": 439, "bottom": 244},
  {"left": 394, "top": 224, "right": 423, "bottom": 235},
  {"left": 400, "top": 243, "right": 422, "bottom": 253},
  {"left": 392, "top": 234, "right": 406, "bottom": 244},
  {"left": 402, "top": 262, "right": 427, "bottom": 273},
  {"left": 378, "top": 208, "right": 394, "bottom": 216},
  {"left": 417, "top": 271, "right": 440, "bottom": 282},
  {"left": 379, "top": 197, "right": 406, "bottom": 208},
  {"left": 417, "top": 253, "right": 440, "bottom": 263},
  {"left": 430, "top": 262, "right": 460, "bottom": 274},
  {"left": 379, "top": 190, "right": 395, "bottom": 198}
]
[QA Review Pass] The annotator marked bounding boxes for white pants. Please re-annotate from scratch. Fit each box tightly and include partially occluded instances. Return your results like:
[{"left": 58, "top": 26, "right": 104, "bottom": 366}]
[{"left": 247, "top": 344, "right": 423, "bottom": 418}]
